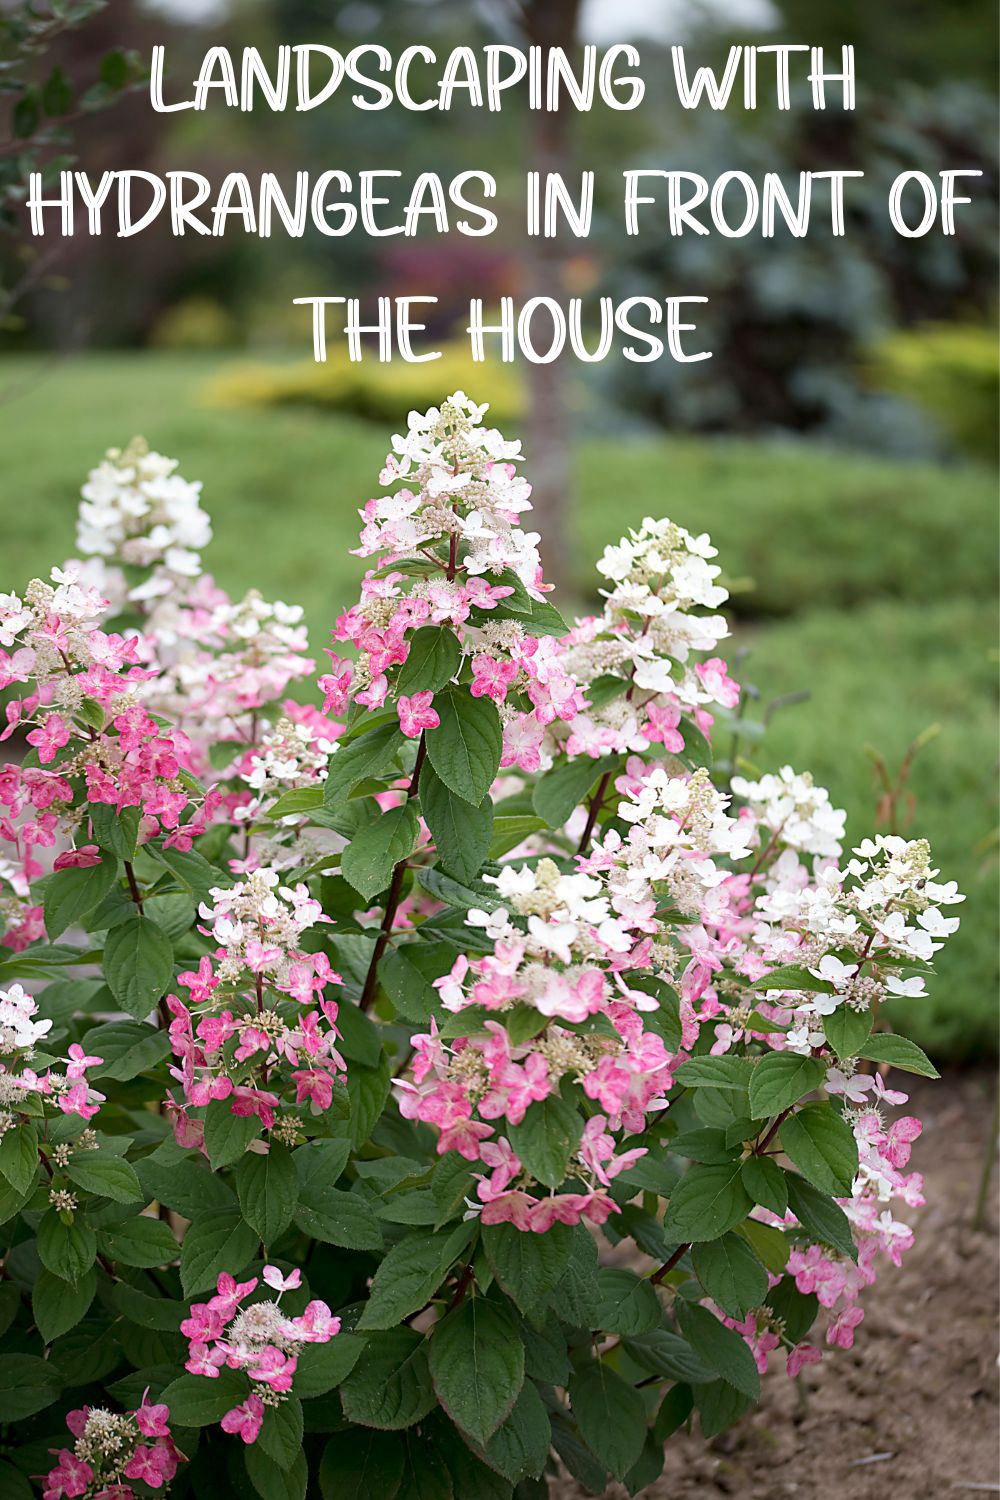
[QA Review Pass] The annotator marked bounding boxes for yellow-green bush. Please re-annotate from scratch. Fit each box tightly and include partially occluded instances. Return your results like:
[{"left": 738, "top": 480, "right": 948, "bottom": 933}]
[
  {"left": 869, "top": 322, "right": 998, "bottom": 460},
  {"left": 203, "top": 343, "right": 523, "bottom": 427},
  {"left": 150, "top": 297, "right": 238, "bottom": 351}
]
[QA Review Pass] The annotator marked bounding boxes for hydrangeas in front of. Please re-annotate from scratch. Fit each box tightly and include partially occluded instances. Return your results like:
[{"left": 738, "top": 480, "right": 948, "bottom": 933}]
[{"left": 0, "top": 396, "right": 962, "bottom": 1499}]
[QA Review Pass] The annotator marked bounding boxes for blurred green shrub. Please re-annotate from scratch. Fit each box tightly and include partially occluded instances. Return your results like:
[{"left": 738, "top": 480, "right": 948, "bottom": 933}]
[
  {"left": 203, "top": 343, "right": 523, "bottom": 426},
  {"left": 150, "top": 296, "right": 239, "bottom": 351},
  {"left": 869, "top": 323, "right": 999, "bottom": 460}
]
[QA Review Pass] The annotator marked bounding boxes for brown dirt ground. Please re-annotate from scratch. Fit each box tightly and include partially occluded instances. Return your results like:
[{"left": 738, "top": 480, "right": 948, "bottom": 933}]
[{"left": 554, "top": 1069, "right": 1000, "bottom": 1500}]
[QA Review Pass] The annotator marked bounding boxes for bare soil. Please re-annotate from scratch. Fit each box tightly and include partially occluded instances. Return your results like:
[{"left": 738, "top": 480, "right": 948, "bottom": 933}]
[{"left": 554, "top": 1070, "right": 1000, "bottom": 1500}]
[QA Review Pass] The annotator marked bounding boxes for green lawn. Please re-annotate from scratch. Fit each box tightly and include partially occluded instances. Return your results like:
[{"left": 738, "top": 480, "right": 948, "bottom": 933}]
[{"left": 0, "top": 352, "right": 995, "bottom": 1058}]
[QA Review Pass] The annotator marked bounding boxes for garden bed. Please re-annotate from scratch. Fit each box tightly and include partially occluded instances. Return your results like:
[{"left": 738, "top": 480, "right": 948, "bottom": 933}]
[{"left": 557, "top": 1069, "right": 999, "bottom": 1499}]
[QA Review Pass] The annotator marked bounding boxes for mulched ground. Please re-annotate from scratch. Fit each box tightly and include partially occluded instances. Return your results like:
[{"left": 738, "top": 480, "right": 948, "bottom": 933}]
[{"left": 554, "top": 1069, "right": 1000, "bottom": 1500}]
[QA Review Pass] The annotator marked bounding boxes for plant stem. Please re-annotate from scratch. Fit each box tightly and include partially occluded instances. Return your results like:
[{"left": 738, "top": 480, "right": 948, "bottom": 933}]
[
  {"left": 357, "top": 735, "right": 428, "bottom": 1014},
  {"left": 576, "top": 770, "right": 613, "bottom": 856},
  {"left": 449, "top": 1261, "right": 475, "bottom": 1308},
  {"left": 124, "top": 860, "right": 144, "bottom": 913},
  {"left": 650, "top": 1243, "right": 690, "bottom": 1285}
]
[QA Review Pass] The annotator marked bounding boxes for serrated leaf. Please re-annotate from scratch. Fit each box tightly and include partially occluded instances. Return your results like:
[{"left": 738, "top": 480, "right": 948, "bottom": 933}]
[
  {"left": 397, "top": 627, "right": 462, "bottom": 695},
  {"left": 482, "top": 1221, "right": 572, "bottom": 1312},
  {"left": 0, "top": 1354, "right": 62, "bottom": 1420},
  {"left": 420, "top": 762, "right": 492, "bottom": 883},
  {"left": 532, "top": 754, "right": 621, "bottom": 829},
  {"left": 318, "top": 1428, "right": 405, "bottom": 1500},
  {"left": 98, "top": 1214, "right": 178, "bottom": 1269},
  {"left": 676, "top": 1300, "right": 760, "bottom": 1400},
  {"left": 784, "top": 1173, "right": 857, "bottom": 1261},
  {"left": 0, "top": 1120, "right": 38, "bottom": 1194},
  {"left": 342, "top": 803, "right": 419, "bottom": 902},
  {"left": 160, "top": 1367, "right": 250, "bottom": 1427},
  {"left": 43, "top": 856, "right": 119, "bottom": 940},
  {"left": 82, "top": 1020, "right": 170, "bottom": 1081},
  {"left": 740, "top": 1155, "right": 788, "bottom": 1216},
  {"left": 662, "top": 1162, "right": 752, "bottom": 1242},
  {"left": 858, "top": 1033, "right": 939, "bottom": 1077},
  {"left": 508, "top": 1094, "right": 582, "bottom": 1190},
  {"left": 258, "top": 1395, "right": 303, "bottom": 1470},
  {"left": 691, "top": 1234, "right": 768, "bottom": 1320},
  {"left": 204, "top": 1098, "right": 261, "bottom": 1168},
  {"left": 32, "top": 1267, "right": 96, "bottom": 1342},
  {"left": 780, "top": 1104, "right": 859, "bottom": 1195},
  {"left": 180, "top": 1209, "right": 259, "bottom": 1297},
  {"left": 748, "top": 1053, "right": 826, "bottom": 1120},
  {"left": 36, "top": 1210, "right": 96, "bottom": 1284},
  {"left": 358, "top": 1231, "right": 462, "bottom": 1330},
  {"left": 480, "top": 1378, "right": 551, "bottom": 1483},
  {"left": 237, "top": 1144, "right": 298, "bottom": 1248},
  {"left": 674, "top": 1055, "right": 753, "bottom": 1091},
  {"left": 429, "top": 1299, "right": 524, "bottom": 1446},
  {"left": 65, "top": 1150, "right": 143, "bottom": 1204},
  {"left": 567, "top": 1361, "right": 646, "bottom": 1482},
  {"left": 823, "top": 1005, "right": 873, "bottom": 1059},
  {"left": 325, "top": 723, "right": 405, "bottom": 804},
  {"left": 294, "top": 1182, "right": 383, "bottom": 1251},
  {"left": 246, "top": 1442, "right": 308, "bottom": 1500},
  {"left": 103, "top": 914, "right": 174, "bottom": 1020},
  {"left": 294, "top": 1331, "right": 366, "bottom": 1398},
  {"left": 425, "top": 688, "right": 502, "bottom": 806},
  {"left": 593, "top": 1268, "right": 661, "bottom": 1335},
  {"left": 340, "top": 1328, "right": 437, "bottom": 1430}
]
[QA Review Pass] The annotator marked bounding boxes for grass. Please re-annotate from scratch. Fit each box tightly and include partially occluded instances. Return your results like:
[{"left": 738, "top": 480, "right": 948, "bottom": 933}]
[{"left": 0, "top": 351, "right": 995, "bottom": 1059}]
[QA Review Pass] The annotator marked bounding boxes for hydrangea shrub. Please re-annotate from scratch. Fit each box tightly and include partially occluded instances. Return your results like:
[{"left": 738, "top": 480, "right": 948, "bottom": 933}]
[{"left": 0, "top": 396, "right": 962, "bottom": 1500}]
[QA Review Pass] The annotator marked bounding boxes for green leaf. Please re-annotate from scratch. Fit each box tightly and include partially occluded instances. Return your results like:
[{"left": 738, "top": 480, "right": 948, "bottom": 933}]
[
  {"left": 135, "top": 1150, "right": 236, "bottom": 1218},
  {"left": 480, "top": 1379, "right": 551, "bottom": 1483},
  {"left": 65, "top": 1150, "right": 143, "bottom": 1204},
  {"left": 858, "top": 1033, "right": 939, "bottom": 1077},
  {"left": 693, "top": 1377, "right": 754, "bottom": 1438},
  {"left": 425, "top": 688, "right": 502, "bottom": 806},
  {"left": 294, "top": 1180, "right": 383, "bottom": 1251},
  {"left": 99, "top": 48, "right": 130, "bottom": 89},
  {"left": 103, "top": 914, "right": 174, "bottom": 1020},
  {"left": 735, "top": 1218, "right": 790, "bottom": 1276},
  {"left": 623, "top": 1330, "right": 713, "bottom": 1386},
  {"left": 532, "top": 754, "right": 621, "bottom": 829},
  {"left": 488, "top": 815, "right": 546, "bottom": 860},
  {"left": 508, "top": 1094, "right": 583, "bottom": 1190},
  {"left": 548, "top": 1226, "right": 601, "bottom": 1325},
  {"left": 767, "top": 1276, "right": 820, "bottom": 1344},
  {"left": 482, "top": 1221, "right": 573, "bottom": 1312},
  {"left": 748, "top": 1053, "right": 826, "bottom": 1120},
  {"left": 397, "top": 627, "right": 462, "bottom": 694},
  {"left": 691, "top": 1235, "right": 769, "bottom": 1320},
  {"left": 180, "top": 1209, "right": 259, "bottom": 1297},
  {"left": 358, "top": 1231, "right": 463, "bottom": 1330},
  {"left": 0, "top": 1120, "right": 38, "bottom": 1194},
  {"left": 258, "top": 1394, "right": 303, "bottom": 1470},
  {"left": 593, "top": 1268, "right": 661, "bottom": 1335},
  {"left": 670, "top": 1128, "right": 739, "bottom": 1166},
  {"left": 380, "top": 944, "right": 445, "bottom": 1024},
  {"left": 160, "top": 1367, "right": 250, "bottom": 1427},
  {"left": 237, "top": 1144, "right": 298, "bottom": 1248},
  {"left": 752, "top": 964, "right": 836, "bottom": 994},
  {"left": 293, "top": 1331, "right": 366, "bottom": 1397},
  {"left": 112, "top": 1281, "right": 186, "bottom": 1332},
  {"left": 44, "top": 855, "right": 119, "bottom": 939},
  {"left": 205, "top": 1098, "right": 261, "bottom": 1169},
  {"left": 82, "top": 1020, "right": 170, "bottom": 1081},
  {"left": 568, "top": 1361, "right": 647, "bottom": 1482},
  {"left": 319, "top": 1429, "right": 405, "bottom": 1500},
  {"left": 149, "top": 841, "right": 230, "bottom": 907},
  {"left": 676, "top": 1300, "right": 760, "bottom": 1400},
  {"left": 662, "top": 1162, "right": 753, "bottom": 1242},
  {"left": 653, "top": 1383, "right": 694, "bottom": 1443},
  {"left": 0, "top": 1354, "right": 62, "bottom": 1421},
  {"left": 89, "top": 803, "right": 140, "bottom": 860},
  {"left": 340, "top": 1328, "right": 437, "bottom": 1430},
  {"left": 98, "top": 1214, "right": 178, "bottom": 1268},
  {"left": 420, "top": 762, "right": 492, "bottom": 883},
  {"left": 624, "top": 975, "right": 682, "bottom": 1051},
  {"left": 784, "top": 1173, "right": 857, "bottom": 1261},
  {"left": 325, "top": 723, "right": 405, "bottom": 804},
  {"left": 36, "top": 1210, "right": 96, "bottom": 1284},
  {"left": 823, "top": 1005, "right": 873, "bottom": 1059},
  {"left": 429, "top": 1299, "right": 524, "bottom": 1446},
  {"left": 33, "top": 1267, "right": 96, "bottom": 1343},
  {"left": 246, "top": 1443, "right": 308, "bottom": 1500},
  {"left": 0, "top": 1459, "right": 33, "bottom": 1500},
  {"left": 740, "top": 1155, "right": 788, "bottom": 1216},
  {"left": 342, "top": 803, "right": 420, "bottom": 902},
  {"left": 780, "top": 1104, "right": 859, "bottom": 1195},
  {"left": 674, "top": 1055, "right": 753, "bottom": 1091}
]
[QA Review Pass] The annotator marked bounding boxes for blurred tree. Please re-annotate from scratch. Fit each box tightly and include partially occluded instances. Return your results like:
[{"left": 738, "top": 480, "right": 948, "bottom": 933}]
[{"left": 0, "top": 0, "right": 145, "bottom": 336}]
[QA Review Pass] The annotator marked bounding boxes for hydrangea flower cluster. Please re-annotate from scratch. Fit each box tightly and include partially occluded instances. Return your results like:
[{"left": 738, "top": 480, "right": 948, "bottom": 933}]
[
  {"left": 182, "top": 1265, "right": 339, "bottom": 1445},
  {"left": 0, "top": 402, "right": 966, "bottom": 1497},
  {"left": 44, "top": 1393, "right": 183, "bottom": 1498},
  {"left": 165, "top": 868, "right": 345, "bottom": 1145}
]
